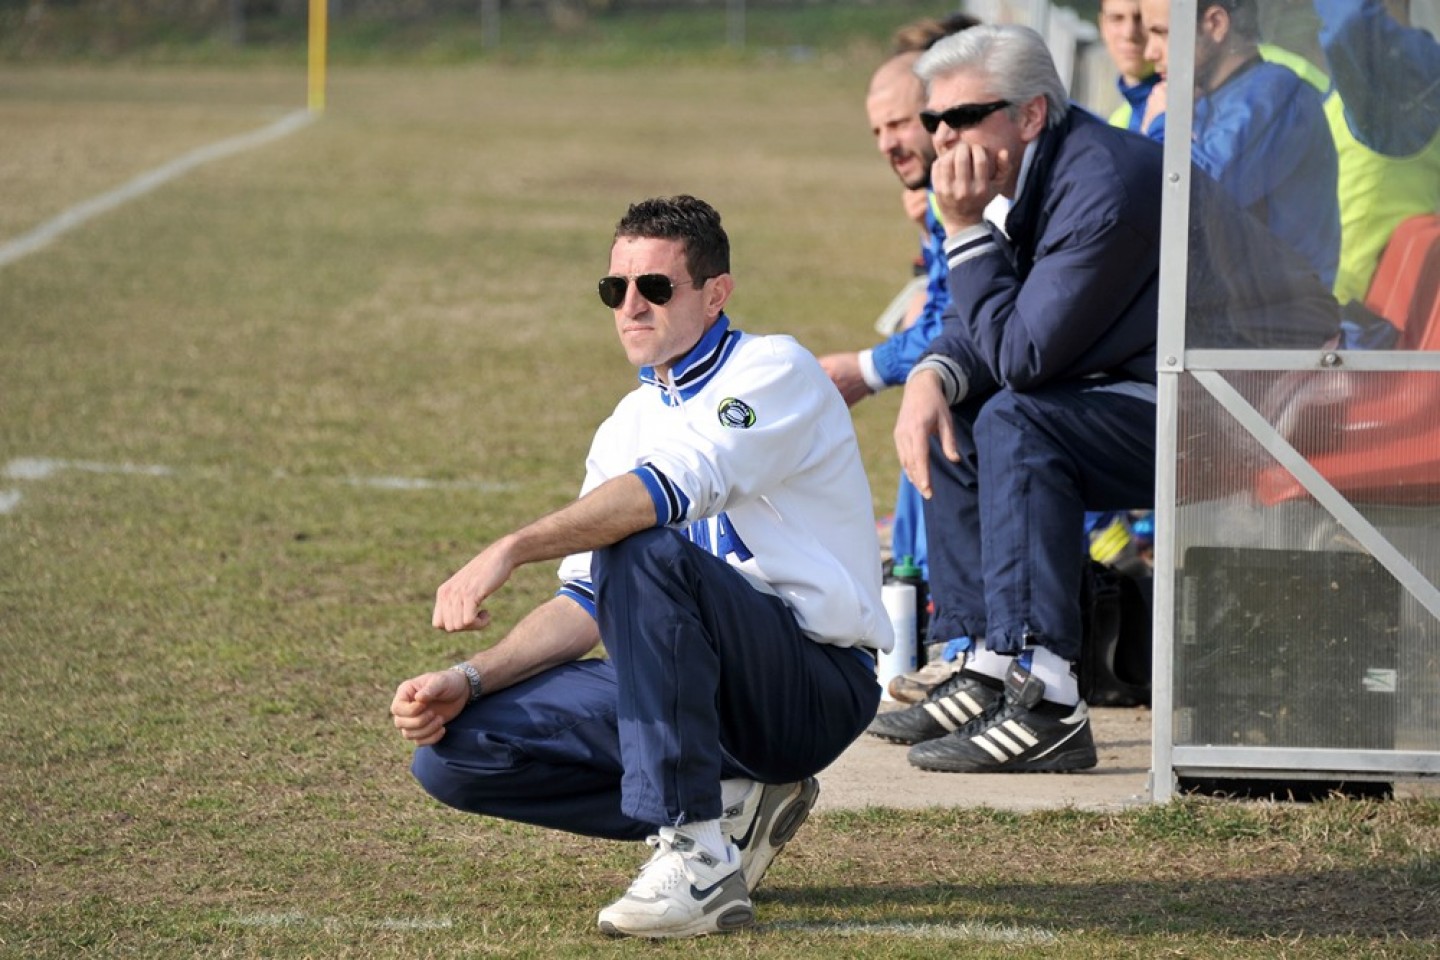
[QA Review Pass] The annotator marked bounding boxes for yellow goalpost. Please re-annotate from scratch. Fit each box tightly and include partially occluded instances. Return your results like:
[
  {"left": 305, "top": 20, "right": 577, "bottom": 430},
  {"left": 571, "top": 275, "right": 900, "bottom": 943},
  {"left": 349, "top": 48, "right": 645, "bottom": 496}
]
[{"left": 308, "top": 0, "right": 328, "bottom": 113}]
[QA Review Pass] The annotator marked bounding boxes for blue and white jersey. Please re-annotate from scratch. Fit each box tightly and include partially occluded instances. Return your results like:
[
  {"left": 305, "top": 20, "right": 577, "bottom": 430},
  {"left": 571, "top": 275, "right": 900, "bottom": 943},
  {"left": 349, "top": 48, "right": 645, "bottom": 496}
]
[{"left": 557, "top": 314, "right": 892, "bottom": 651}]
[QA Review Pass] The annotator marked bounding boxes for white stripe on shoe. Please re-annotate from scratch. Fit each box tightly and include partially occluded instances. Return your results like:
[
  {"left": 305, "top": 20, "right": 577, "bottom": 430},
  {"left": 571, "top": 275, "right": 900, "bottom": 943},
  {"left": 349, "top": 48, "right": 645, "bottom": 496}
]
[
  {"left": 922, "top": 689, "right": 989, "bottom": 731},
  {"left": 970, "top": 720, "right": 1039, "bottom": 762},
  {"left": 922, "top": 702, "right": 963, "bottom": 732}
]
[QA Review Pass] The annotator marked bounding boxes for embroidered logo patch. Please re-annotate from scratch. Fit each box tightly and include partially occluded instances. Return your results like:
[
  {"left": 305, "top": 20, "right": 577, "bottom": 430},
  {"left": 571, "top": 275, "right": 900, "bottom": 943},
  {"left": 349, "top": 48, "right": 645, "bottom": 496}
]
[{"left": 717, "top": 397, "right": 757, "bottom": 429}]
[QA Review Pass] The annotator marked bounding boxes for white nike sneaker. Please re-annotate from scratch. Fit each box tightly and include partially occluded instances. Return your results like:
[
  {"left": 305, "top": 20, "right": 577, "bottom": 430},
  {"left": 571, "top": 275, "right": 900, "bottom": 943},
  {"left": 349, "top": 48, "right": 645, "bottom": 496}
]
[
  {"left": 722, "top": 778, "right": 820, "bottom": 893},
  {"left": 596, "top": 828, "right": 753, "bottom": 939}
]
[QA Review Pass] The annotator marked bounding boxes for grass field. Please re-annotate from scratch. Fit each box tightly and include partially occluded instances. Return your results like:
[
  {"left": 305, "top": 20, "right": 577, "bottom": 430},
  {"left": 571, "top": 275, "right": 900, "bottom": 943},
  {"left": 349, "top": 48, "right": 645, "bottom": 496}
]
[{"left": 3, "top": 52, "right": 1440, "bottom": 959}]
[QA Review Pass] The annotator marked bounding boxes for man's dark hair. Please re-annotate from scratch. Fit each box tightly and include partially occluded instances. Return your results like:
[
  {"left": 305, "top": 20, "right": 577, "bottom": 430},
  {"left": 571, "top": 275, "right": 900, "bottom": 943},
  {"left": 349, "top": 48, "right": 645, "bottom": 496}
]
[
  {"left": 1201, "top": 0, "right": 1259, "bottom": 38},
  {"left": 614, "top": 195, "right": 730, "bottom": 282},
  {"left": 890, "top": 12, "right": 981, "bottom": 55}
]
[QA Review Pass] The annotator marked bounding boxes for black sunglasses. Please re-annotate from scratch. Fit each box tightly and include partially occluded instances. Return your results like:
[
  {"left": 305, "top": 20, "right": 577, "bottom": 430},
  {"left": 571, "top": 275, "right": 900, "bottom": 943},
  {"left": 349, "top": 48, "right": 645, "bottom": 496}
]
[
  {"left": 597, "top": 274, "right": 706, "bottom": 309},
  {"left": 919, "top": 100, "right": 1012, "bottom": 134}
]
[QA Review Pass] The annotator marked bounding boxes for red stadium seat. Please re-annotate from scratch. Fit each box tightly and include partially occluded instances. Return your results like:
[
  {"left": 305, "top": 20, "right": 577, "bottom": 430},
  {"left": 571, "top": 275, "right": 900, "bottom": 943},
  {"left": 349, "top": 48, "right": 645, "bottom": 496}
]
[
  {"left": 1364, "top": 214, "right": 1440, "bottom": 347},
  {"left": 1257, "top": 214, "right": 1440, "bottom": 506}
]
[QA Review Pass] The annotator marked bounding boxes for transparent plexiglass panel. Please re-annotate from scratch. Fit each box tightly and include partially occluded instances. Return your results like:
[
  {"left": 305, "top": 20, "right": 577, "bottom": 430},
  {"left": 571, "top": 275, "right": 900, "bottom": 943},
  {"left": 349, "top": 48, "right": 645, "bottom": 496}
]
[
  {"left": 1178, "top": 1, "right": 1440, "bottom": 335},
  {"left": 1171, "top": 371, "right": 1440, "bottom": 755},
  {"left": 1162, "top": 0, "right": 1440, "bottom": 774}
]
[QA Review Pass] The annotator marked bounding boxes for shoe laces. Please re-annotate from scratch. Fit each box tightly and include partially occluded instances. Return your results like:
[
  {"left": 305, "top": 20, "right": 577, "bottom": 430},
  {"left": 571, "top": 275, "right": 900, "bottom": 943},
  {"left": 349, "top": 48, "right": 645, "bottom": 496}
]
[
  {"left": 627, "top": 832, "right": 715, "bottom": 897},
  {"left": 961, "top": 691, "right": 1057, "bottom": 738},
  {"left": 931, "top": 670, "right": 978, "bottom": 699}
]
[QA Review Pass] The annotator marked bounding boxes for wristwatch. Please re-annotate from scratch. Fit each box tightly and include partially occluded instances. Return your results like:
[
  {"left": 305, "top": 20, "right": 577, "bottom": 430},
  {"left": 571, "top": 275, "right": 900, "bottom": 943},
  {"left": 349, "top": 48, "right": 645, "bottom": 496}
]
[{"left": 450, "top": 661, "right": 484, "bottom": 702}]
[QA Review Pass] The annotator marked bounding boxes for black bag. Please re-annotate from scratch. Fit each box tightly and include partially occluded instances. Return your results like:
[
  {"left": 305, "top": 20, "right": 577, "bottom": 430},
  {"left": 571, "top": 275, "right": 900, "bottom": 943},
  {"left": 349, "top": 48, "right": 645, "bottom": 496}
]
[{"left": 1079, "top": 560, "right": 1152, "bottom": 707}]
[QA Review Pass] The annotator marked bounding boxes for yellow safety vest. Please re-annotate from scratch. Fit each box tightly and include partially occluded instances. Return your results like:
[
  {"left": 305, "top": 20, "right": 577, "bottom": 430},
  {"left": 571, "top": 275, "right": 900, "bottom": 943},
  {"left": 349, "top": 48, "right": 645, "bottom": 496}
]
[{"left": 1261, "top": 43, "right": 1440, "bottom": 304}]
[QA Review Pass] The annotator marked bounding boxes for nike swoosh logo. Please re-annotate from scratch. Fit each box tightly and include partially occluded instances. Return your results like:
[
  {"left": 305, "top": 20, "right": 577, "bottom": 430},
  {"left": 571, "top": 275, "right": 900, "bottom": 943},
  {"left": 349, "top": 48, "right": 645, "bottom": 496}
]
[
  {"left": 732, "top": 815, "right": 760, "bottom": 851},
  {"left": 690, "top": 877, "right": 731, "bottom": 900}
]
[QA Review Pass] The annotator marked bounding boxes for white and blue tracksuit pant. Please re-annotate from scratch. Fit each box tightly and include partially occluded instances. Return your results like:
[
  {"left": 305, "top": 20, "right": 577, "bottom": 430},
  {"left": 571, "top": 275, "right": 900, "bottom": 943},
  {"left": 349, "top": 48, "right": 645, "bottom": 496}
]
[
  {"left": 922, "top": 378, "right": 1156, "bottom": 660},
  {"left": 411, "top": 527, "right": 881, "bottom": 841}
]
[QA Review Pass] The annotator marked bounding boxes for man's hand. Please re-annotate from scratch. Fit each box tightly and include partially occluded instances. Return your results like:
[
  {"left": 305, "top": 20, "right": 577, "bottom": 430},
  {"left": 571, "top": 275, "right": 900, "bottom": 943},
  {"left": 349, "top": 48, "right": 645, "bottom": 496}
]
[
  {"left": 391, "top": 668, "right": 468, "bottom": 747},
  {"left": 901, "top": 186, "right": 930, "bottom": 228},
  {"left": 433, "top": 537, "right": 517, "bottom": 632},
  {"left": 818, "top": 352, "right": 876, "bottom": 406},
  {"left": 930, "top": 142, "right": 1011, "bottom": 234},
  {"left": 894, "top": 368, "right": 961, "bottom": 498}
]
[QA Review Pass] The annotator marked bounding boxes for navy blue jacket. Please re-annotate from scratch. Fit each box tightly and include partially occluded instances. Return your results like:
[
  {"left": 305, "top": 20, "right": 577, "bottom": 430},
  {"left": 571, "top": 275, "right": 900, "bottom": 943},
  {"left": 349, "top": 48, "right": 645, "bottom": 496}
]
[{"left": 924, "top": 108, "right": 1337, "bottom": 402}]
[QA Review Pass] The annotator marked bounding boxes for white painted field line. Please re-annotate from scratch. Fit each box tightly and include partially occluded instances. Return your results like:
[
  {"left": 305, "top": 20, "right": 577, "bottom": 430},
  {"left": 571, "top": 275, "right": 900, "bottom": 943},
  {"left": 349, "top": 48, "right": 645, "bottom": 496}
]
[
  {"left": 342, "top": 474, "right": 517, "bottom": 493},
  {"left": 767, "top": 919, "right": 1059, "bottom": 943},
  {"left": 230, "top": 911, "right": 454, "bottom": 931},
  {"left": 224, "top": 913, "right": 1053, "bottom": 941},
  {"left": 4, "top": 457, "right": 176, "bottom": 481},
  {"left": 0, "top": 109, "right": 315, "bottom": 269},
  {"left": 1, "top": 456, "right": 519, "bottom": 500}
]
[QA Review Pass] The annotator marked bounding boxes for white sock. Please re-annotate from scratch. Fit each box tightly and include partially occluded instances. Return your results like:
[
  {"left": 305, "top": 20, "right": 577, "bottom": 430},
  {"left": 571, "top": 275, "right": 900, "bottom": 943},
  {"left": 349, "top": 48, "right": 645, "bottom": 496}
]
[
  {"left": 1026, "top": 646, "right": 1081, "bottom": 706},
  {"left": 965, "top": 640, "right": 1014, "bottom": 682},
  {"left": 669, "top": 819, "right": 735, "bottom": 865}
]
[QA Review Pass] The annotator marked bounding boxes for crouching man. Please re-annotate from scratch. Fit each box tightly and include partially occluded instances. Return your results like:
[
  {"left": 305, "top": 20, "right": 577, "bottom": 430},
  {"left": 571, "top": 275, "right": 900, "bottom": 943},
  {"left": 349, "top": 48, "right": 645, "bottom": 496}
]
[{"left": 390, "top": 195, "right": 890, "bottom": 939}]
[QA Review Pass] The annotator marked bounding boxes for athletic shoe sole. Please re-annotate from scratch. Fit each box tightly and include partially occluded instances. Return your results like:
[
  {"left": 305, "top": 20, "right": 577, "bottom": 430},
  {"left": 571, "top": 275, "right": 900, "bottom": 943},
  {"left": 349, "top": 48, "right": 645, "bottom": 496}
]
[{"left": 597, "top": 880, "right": 753, "bottom": 939}]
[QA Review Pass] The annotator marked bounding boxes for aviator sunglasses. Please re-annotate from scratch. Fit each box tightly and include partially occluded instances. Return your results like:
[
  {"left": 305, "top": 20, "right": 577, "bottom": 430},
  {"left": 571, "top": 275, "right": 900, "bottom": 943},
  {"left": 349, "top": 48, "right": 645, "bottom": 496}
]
[
  {"left": 919, "top": 99, "right": 1012, "bottom": 134},
  {"left": 597, "top": 273, "right": 706, "bottom": 309}
]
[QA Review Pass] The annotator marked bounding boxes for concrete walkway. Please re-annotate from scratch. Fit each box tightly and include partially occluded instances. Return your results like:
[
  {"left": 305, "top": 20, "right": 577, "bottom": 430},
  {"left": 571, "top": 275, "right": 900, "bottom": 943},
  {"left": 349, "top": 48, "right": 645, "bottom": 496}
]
[
  {"left": 817, "top": 704, "right": 1439, "bottom": 811},
  {"left": 816, "top": 705, "right": 1156, "bottom": 813}
]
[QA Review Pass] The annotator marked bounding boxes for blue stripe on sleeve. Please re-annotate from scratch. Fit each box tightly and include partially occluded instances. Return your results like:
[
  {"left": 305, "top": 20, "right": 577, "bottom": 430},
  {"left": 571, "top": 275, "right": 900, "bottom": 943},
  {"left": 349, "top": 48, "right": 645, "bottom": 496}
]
[
  {"left": 558, "top": 579, "right": 597, "bottom": 619},
  {"left": 630, "top": 464, "right": 690, "bottom": 526}
]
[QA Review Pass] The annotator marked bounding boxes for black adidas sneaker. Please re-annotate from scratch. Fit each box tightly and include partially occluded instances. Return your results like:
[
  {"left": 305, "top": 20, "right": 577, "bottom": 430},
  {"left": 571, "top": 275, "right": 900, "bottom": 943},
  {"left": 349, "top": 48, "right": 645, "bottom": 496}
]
[
  {"left": 906, "top": 656, "right": 1097, "bottom": 773},
  {"left": 865, "top": 670, "right": 1004, "bottom": 745}
]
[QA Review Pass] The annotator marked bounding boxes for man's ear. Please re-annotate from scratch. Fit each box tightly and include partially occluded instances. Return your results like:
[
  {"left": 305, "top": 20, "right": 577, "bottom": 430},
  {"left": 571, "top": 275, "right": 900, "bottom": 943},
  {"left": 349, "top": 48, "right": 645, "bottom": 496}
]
[
  {"left": 1019, "top": 94, "right": 1048, "bottom": 141},
  {"left": 1200, "top": 3, "right": 1230, "bottom": 45},
  {"left": 706, "top": 273, "right": 735, "bottom": 319}
]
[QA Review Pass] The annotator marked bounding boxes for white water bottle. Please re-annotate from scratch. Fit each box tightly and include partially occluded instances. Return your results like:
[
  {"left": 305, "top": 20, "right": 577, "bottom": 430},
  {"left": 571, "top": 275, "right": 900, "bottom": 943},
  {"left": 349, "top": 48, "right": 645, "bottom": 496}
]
[{"left": 878, "top": 580, "right": 918, "bottom": 702}]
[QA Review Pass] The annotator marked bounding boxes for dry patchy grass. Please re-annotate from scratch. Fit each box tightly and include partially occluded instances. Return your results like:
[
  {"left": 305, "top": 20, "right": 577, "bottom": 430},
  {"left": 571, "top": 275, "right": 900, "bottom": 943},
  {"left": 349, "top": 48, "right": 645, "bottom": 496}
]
[{"left": 2, "top": 61, "right": 1437, "bottom": 960}]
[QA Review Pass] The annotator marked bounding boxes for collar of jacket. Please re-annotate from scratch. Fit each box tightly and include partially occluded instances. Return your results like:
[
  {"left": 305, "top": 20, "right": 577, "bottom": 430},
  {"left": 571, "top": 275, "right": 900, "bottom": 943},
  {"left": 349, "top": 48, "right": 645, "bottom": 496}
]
[
  {"left": 1118, "top": 71, "right": 1160, "bottom": 112},
  {"left": 638, "top": 312, "right": 741, "bottom": 406},
  {"left": 1005, "top": 106, "right": 1093, "bottom": 255}
]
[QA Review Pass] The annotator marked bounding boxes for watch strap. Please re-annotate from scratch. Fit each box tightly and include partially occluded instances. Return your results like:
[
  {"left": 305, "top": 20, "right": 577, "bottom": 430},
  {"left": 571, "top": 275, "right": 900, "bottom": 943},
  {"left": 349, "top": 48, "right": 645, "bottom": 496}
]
[{"left": 449, "top": 662, "right": 483, "bottom": 702}]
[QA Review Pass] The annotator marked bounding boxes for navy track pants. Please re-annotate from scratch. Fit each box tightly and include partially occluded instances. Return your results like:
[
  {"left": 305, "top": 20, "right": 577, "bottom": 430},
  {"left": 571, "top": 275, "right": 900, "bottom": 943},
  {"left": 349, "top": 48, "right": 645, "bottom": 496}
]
[
  {"left": 922, "top": 378, "right": 1156, "bottom": 660},
  {"left": 411, "top": 527, "right": 880, "bottom": 841}
]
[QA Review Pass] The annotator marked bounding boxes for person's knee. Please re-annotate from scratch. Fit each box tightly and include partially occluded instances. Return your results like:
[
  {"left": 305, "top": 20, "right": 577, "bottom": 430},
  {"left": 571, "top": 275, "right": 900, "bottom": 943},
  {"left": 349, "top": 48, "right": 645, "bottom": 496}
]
[
  {"left": 974, "top": 391, "right": 1076, "bottom": 476},
  {"left": 974, "top": 389, "right": 1033, "bottom": 441},
  {"left": 410, "top": 746, "right": 471, "bottom": 811},
  {"left": 593, "top": 527, "right": 687, "bottom": 588}
]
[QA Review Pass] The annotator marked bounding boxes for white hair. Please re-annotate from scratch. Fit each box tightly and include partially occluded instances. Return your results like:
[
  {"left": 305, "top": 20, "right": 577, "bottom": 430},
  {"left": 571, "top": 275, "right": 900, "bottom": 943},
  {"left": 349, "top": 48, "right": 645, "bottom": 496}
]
[{"left": 914, "top": 24, "right": 1069, "bottom": 129}]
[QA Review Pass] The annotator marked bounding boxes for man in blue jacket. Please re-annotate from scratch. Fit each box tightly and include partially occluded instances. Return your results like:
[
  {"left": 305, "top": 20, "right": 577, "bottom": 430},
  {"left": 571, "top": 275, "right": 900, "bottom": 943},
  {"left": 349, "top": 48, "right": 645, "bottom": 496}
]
[
  {"left": 821, "top": 21, "right": 984, "bottom": 616},
  {"left": 1309, "top": 0, "right": 1440, "bottom": 307},
  {"left": 883, "top": 24, "right": 1339, "bottom": 772},
  {"left": 1315, "top": 0, "right": 1440, "bottom": 156},
  {"left": 1139, "top": 0, "right": 1340, "bottom": 288},
  {"left": 1100, "top": 0, "right": 1160, "bottom": 131}
]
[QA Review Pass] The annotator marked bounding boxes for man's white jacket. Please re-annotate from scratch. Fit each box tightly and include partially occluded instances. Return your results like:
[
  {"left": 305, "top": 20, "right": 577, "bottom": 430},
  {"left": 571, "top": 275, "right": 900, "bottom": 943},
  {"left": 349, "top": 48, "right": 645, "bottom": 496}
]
[{"left": 558, "top": 314, "right": 892, "bottom": 652}]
